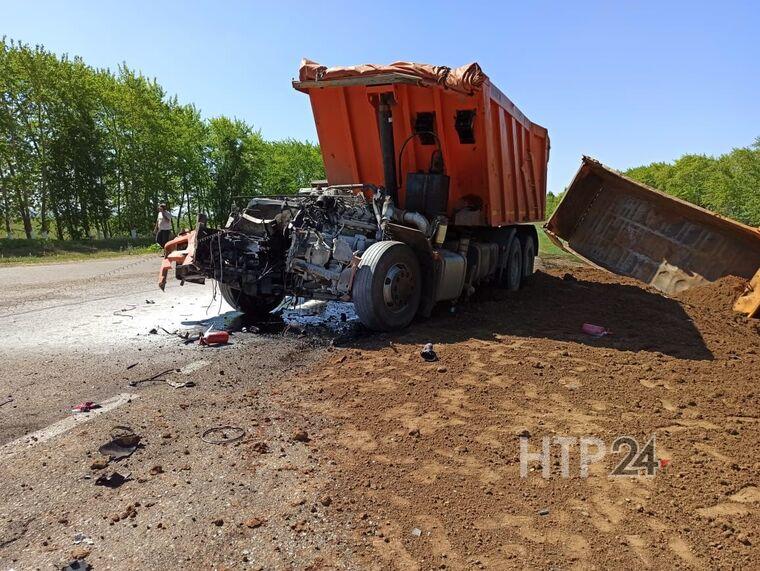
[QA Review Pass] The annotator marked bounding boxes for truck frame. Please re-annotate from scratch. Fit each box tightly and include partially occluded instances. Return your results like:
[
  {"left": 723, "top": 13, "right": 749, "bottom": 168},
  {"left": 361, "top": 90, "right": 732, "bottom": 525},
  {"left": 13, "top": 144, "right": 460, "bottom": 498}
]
[{"left": 160, "top": 60, "right": 550, "bottom": 331}]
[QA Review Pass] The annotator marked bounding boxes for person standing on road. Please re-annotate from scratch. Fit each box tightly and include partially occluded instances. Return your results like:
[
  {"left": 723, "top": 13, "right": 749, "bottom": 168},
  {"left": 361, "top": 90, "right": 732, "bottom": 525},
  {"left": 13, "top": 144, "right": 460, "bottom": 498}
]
[{"left": 154, "top": 204, "right": 174, "bottom": 247}]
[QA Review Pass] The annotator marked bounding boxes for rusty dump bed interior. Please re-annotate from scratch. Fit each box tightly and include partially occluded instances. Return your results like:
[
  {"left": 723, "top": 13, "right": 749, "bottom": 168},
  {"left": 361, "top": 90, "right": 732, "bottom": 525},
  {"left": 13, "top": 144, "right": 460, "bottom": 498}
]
[
  {"left": 545, "top": 157, "right": 760, "bottom": 296},
  {"left": 294, "top": 60, "right": 549, "bottom": 226}
]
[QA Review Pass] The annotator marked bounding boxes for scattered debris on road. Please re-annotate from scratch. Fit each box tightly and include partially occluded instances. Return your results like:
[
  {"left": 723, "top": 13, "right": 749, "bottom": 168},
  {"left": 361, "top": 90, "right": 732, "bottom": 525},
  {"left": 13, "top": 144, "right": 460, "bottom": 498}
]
[
  {"left": 72, "top": 533, "right": 94, "bottom": 546},
  {"left": 2, "top": 250, "right": 757, "bottom": 569},
  {"left": 98, "top": 426, "right": 140, "bottom": 460},
  {"left": 201, "top": 426, "right": 245, "bottom": 445},
  {"left": 70, "top": 546, "right": 91, "bottom": 560},
  {"left": 166, "top": 380, "right": 195, "bottom": 389},
  {"left": 199, "top": 329, "right": 230, "bottom": 346},
  {"left": 250, "top": 441, "right": 269, "bottom": 454},
  {"left": 128, "top": 368, "right": 176, "bottom": 387},
  {"left": 420, "top": 342, "right": 438, "bottom": 362},
  {"left": 71, "top": 401, "right": 99, "bottom": 413},
  {"left": 292, "top": 429, "right": 309, "bottom": 442},
  {"left": 112, "top": 304, "right": 137, "bottom": 318},
  {"left": 94, "top": 470, "right": 131, "bottom": 488},
  {"left": 128, "top": 368, "right": 195, "bottom": 389},
  {"left": 62, "top": 559, "right": 92, "bottom": 571},
  {"left": 90, "top": 457, "right": 109, "bottom": 470}
]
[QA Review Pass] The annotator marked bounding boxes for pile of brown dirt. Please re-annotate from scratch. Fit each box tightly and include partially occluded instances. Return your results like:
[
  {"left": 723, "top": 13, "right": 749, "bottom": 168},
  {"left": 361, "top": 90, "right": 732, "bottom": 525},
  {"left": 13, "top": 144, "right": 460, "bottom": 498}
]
[
  {"left": 286, "top": 263, "right": 760, "bottom": 569},
  {"left": 675, "top": 275, "right": 749, "bottom": 313}
]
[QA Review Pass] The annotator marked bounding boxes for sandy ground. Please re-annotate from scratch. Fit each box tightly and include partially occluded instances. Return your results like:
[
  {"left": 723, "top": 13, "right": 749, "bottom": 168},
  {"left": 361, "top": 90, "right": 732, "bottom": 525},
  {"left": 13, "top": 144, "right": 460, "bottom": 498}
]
[
  {"left": 0, "top": 254, "right": 758, "bottom": 570},
  {"left": 285, "top": 266, "right": 759, "bottom": 570}
]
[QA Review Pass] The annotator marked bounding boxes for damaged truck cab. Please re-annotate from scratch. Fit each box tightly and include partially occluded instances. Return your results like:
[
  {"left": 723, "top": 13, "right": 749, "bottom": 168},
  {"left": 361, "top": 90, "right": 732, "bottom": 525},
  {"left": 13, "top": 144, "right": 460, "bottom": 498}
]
[{"left": 161, "top": 60, "right": 550, "bottom": 331}]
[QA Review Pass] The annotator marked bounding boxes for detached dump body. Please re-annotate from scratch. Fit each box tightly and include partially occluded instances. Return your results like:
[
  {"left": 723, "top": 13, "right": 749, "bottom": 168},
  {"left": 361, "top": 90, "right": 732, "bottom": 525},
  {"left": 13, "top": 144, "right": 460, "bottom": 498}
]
[
  {"left": 545, "top": 157, "right": 760, "bottom": 296},
  {"left": 295, "top": 60, "right": 549, "bottom": 226}
]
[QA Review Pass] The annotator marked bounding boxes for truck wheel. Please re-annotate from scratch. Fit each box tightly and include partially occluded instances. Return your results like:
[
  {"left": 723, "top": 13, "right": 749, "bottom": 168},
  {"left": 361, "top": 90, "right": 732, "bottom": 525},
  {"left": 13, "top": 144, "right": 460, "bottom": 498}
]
[
  {"left": 503, "top": 238, "right": 523, "bottom": 291},
  {"left": 353, "top": 241, "right": 421, "bottom": 331},
  {"left": 219, "top": 283, "right": 281, "bottom": 321},
  {"left": 521, "top": 235, "right": 536, "bottom": 280}
]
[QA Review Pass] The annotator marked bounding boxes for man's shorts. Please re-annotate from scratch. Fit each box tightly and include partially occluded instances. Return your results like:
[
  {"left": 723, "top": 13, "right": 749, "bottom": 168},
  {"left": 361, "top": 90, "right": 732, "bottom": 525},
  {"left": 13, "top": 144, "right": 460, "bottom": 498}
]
[{"left": 156, "top": 229, "right": 172, "bottom": 247}]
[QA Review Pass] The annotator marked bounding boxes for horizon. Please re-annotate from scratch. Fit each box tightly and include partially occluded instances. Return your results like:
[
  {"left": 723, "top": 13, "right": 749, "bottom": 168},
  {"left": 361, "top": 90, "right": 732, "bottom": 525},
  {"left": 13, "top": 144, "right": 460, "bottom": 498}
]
[{"left": 3, "top": 0, "right": 758, "bottom": 194}]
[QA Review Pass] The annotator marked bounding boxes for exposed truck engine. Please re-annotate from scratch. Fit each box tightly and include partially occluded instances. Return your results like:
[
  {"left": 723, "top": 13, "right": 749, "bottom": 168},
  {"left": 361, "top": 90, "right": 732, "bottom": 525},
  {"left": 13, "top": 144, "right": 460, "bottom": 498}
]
[{"left": 160, "top": 60, "right": 550, "bottom": 331}]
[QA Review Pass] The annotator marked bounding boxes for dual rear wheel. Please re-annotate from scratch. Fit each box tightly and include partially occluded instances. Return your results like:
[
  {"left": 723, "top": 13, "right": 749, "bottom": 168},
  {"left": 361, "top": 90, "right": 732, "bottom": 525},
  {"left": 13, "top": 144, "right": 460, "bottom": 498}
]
[
  {"left": 501, "top": 233, "right": 536, "bottom": 291},
  {"left": 354, "top": 233, "right": 536, "bottom": 331}
]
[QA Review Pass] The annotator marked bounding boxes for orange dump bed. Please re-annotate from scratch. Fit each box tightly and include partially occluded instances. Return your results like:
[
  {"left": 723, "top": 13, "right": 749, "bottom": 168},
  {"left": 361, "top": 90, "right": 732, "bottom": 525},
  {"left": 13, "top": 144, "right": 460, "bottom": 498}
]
[
  {"left": 294, "top": 60, "right": 549, "bottom": 226},
  {"left": 545, "top": 157, "right": 760, "bottom": 297}
]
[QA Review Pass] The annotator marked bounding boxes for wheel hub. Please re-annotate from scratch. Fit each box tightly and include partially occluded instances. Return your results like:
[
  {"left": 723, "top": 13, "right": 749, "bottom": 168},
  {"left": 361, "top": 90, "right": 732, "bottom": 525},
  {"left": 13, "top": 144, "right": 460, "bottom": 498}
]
[{"left": 383, "top": 263, "right": 414, "bottom": 311}]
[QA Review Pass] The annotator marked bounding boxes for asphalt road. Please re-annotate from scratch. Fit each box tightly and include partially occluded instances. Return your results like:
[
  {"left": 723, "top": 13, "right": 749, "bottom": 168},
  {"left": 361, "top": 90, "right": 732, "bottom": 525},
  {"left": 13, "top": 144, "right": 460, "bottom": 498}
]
[
  {"left": 0, "top": 254, "right": 239, "bottom": 444},
  {"left": 0, "top": 255, "right": 344, "bottom": 569}
]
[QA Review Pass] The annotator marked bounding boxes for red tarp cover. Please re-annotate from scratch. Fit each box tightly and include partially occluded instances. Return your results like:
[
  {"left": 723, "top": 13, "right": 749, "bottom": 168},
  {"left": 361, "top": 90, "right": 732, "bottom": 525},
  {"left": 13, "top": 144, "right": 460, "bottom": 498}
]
[{"left": 298, "top": 59, "right": 489, "bottom": 95}]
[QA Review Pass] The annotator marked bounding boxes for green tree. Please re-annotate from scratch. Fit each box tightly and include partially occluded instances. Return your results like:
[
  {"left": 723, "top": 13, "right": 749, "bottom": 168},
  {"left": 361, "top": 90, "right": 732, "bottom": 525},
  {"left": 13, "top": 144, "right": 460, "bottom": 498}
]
[
  {"left": 205, "top": 117, "right": 258, "bottom": 226},
  {"left": 545, "top": 190, "right": 565, "bottom": 218},
  {"left": 0, "top": 38, "right": 326, "bottom": 238},
  {"left": 261, "top": 139, "right": 324, "bottom": 195},
  {"left": 626, "top": 141, "right": 760, "bottom": 227}
]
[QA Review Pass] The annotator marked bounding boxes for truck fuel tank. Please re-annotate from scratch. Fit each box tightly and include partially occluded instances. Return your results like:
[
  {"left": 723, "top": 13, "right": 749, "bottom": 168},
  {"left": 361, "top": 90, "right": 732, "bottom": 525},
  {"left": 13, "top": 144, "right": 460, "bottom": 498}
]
[{"left": 435, "top": 249, "right": 467, "bottom": 302}]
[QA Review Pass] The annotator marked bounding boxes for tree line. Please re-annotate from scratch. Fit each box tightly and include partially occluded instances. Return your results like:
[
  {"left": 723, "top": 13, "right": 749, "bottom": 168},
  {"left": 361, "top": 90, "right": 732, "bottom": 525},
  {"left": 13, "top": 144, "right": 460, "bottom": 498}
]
[
  {"left": 0, "top": 39, "right": 325, "bottom": 240},
  {"left": 546, "top": 139, "right": 760, "bottom": 227}
]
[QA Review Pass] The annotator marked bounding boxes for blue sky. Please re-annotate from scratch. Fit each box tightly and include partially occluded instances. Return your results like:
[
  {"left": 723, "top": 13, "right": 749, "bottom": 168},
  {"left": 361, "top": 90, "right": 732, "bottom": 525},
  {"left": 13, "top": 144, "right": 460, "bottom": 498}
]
[{"left": 3, "top": 0, "right": 758, "bottom": 193}]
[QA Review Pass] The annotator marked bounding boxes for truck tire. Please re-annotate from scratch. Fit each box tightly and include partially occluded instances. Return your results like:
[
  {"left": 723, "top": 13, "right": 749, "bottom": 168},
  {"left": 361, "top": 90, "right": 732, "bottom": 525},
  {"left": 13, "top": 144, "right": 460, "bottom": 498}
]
[
  {"left": 353, "top": 241, "right": 422, "bottom": 331},
  {"left": 219, "top": 283, "right": 281, "bottom": 321},
  {"left": 521, "top": 234, "right": 536, "bottom": 281},
  {"left": 503, "top": 238, "right": 523, "bottom": 291}
]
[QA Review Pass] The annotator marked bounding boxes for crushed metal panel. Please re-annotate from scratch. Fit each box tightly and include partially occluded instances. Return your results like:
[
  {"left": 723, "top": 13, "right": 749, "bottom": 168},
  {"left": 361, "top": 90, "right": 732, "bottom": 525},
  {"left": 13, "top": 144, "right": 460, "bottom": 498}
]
[{"left": 545, "top": 157, "right": 760, "bottom": 296}]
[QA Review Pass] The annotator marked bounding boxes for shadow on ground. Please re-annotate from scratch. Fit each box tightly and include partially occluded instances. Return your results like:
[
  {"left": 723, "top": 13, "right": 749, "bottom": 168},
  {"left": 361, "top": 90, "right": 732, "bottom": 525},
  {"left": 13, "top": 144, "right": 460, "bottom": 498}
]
[{"left": 360, "top": 270, "right": 713, "bottom": 361}]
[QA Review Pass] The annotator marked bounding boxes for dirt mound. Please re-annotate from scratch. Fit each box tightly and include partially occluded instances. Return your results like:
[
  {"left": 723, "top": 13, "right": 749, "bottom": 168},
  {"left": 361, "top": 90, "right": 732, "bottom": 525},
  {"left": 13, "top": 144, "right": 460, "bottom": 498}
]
[
  {"left": 287, "top": 263, "right": 760, "bottom": 569},
  {"left": 675, "top": 275, "right": 748, "bottom": 312}
]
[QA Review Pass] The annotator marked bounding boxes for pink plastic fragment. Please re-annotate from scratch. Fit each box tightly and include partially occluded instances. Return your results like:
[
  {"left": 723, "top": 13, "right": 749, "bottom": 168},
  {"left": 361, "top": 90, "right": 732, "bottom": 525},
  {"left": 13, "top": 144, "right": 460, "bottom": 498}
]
[
  {"left": 72, "top": 401, "right": 99, "bottom": 413},
  {"left": 581, "top": 323, "right": 610, "bottom": 337}
]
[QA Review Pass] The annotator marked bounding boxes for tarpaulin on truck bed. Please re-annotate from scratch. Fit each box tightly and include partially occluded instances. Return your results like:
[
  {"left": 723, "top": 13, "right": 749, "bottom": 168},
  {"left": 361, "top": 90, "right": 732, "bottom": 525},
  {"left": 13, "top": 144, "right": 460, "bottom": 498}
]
[
  {"left": 298, "top": 59, "right": 488, "bottom": 95},
  {"left": 545, "top": 157, "right": 760, "bottom": 296}
]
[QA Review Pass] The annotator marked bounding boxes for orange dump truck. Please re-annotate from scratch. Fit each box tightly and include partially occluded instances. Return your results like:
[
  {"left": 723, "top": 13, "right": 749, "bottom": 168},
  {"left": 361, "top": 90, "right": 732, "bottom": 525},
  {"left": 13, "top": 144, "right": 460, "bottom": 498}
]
[{"left": 162, "top": 60, "right": 549, "bottom": 330}]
